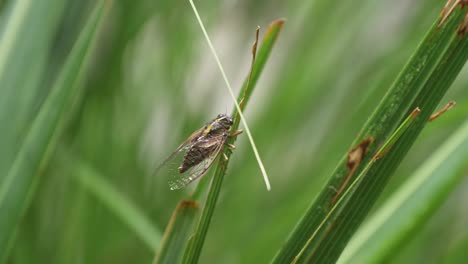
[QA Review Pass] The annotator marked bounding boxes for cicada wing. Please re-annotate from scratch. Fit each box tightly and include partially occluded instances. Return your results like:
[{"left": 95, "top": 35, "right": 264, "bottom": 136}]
[
  {"left": 168, "top": 134, "right": 227, "bottom": 190},
  {"left": 152, "top": 128, "right": 204, "bottom": 177}
]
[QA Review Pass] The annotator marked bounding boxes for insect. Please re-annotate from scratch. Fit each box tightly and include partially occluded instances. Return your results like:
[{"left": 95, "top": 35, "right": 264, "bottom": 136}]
[{"left": 155, "top": 114, "right": 242, "bottom": 190}]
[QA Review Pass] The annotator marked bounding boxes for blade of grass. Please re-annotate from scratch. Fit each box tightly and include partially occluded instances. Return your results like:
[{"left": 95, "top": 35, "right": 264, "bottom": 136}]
[
  {"left": 69, "top": 156, "right": 162, "bottom": 251},
  {"left": 338, "top": 119, "right": 468, "bottom": 264},
  {"left": 272, "top": 2, "right": 468, "bottom": 263},
  {"left": 154, "top": 201, "right": 199, "bottom": 264},
  {"left": 189, "top": 0, "right": 271, "bottom": 191},
  {"left": 0, "top": 1, "right": 106, "bottom": 261},
  {"left": 191, "top": 18, "right": 285, "bottom": 201},
  {"left": 294, "top": 107, "right": 421, "bottom": 262},
  {"left": 181, "top": 19, "right": 285, "bottom": 263},
  {"left": 0, "top": 0, "right": 65, "bottom": 175}
]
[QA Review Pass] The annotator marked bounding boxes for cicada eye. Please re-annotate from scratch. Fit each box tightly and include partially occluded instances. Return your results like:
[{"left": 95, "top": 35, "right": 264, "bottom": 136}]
[
  {"left": 217, "top": 114, "right": 224, "bottom": 118},
  {"left": 226, "top": 116, "right": 233, "bottom": 125}
]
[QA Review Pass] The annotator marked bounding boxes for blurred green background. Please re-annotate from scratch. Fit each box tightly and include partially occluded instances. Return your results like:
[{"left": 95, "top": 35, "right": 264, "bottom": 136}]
[{"left": 2, "top": 0, "right": 467, "bottom": 263}]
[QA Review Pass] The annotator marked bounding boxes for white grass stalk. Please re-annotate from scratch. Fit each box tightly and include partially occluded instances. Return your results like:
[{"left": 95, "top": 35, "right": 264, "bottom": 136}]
[{"left": 189, "top": 0, "right": 271, "bottom": 191}]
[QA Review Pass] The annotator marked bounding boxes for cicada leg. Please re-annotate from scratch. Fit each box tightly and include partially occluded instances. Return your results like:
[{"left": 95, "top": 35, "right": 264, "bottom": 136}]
[
  {"left": 227, "top": 143, "right": 236, "bottom": 150},
  {"left": 224, "top": 143, "right": 236, "bottom": 155},
  {"left": 225, "top": 129, "right": 242, "bottom": 154},
  {"left": 229, "top": 129, "right": 243, "bottom": 137}
]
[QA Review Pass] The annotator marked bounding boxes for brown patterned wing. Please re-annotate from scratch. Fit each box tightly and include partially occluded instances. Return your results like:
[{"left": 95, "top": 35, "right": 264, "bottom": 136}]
[
  {"left": 168, "top": 133, "right": 227, "bottom": 190},
  {"left": 152, "top": 127, "right": 204, "bottom": 178}
]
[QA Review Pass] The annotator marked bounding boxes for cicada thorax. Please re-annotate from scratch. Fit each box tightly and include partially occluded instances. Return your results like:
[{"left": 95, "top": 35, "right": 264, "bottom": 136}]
[{"left": 177, "top": 118, "right": 231, "bottom": 174}]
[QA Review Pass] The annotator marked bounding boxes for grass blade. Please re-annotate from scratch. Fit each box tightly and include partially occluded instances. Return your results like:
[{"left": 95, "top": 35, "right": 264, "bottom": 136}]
[
  {"left": 71, "top": 156, "right": 162, "bottom": 251},
  {"left": 293, "top": 108, "right": 421, "bottom": 262},
  {"left": 154, "top": 201, "right": 199, "bottom": 264},
  {"left": 338, "top": 119, "right": 468, "bottom": 264},
  {"left": 189, "top": 0, "right": 271, "bottom": 191},
  {"left": 191, "top": 19, "right": 286, "bottom": 201},
  {"left": 0, "top": 0, "right": 65, "bottom": 173},
  {"left": 181, "top": 19, "right": 285, "bottom": 263},
  {"left": 272, "top": 2, "right": 468, "bottom": 263},
  {"left": 0, "top": 1, "right": 106, "bottom": 260}
]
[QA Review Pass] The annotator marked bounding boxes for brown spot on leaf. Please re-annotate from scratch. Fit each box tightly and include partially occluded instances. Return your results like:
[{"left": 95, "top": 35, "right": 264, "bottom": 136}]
[
  {"left": 179, "top": 200, "right": 199, "bottom": 209},
  {"left": 331, "top": 137, "right": 374, "bottom": 205},
  {"left": 346, "top": 138, "right": 373, "bottom": 171},
  {"left": 457, "top": 13, "right": 468, "bottom": 35},
  {"left": 439, "top": 0, "right": 468, "bottom": 28}
]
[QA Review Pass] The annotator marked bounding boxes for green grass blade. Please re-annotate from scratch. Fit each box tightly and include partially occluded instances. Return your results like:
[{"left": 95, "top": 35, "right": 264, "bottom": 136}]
[
  {"left": 181, "top": 19, "right": 285, "bottom": 263},
  {"left": 338, "top": 119, "right": 468, "bottom": 264},
  {"left": 154, "top": 201, "right": 199, "bottom": 264},
  {"left": 0, "top": 0, "right": 65, "bottom": 174},
  {"left": 0, "top": 1, "right": 106, "bottom": 261},
  {"left": 189, "top": 0, "right": 272, "bottom": 190},
  {"left": 191, "top": 18, "right": 286, "bottom": 200},
  {"left": 272, "top": 3, "right": 468, "bottom": 263},
  {"left": 293, "top": 108, "right": 421, "bottom": 262},
  {"left": 71, "top": 157, "right": 162, "bottom": 251}
]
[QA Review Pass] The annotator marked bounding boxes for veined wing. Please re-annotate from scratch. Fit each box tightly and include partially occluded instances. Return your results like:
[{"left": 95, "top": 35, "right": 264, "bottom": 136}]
[
  {"left": 168, "top": 133, "right": 227, "bottom": 190},
  {"left": 153, "top": 127, "right": 204, "bottom": 177}
]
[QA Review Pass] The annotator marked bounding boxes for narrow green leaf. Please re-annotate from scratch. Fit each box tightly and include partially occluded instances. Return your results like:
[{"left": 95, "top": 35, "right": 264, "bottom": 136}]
[
  {"left": 273, "top": 3, "right": 468, "bottom": 263},
  {"left": 0, "top": 0, "right": 65, "bottom": 174},
  {"left": 0, "top": 1, "right": 106, "bottom": 261},
  {"left": 191, "top": 18, "right": 286, "bottom": 200},
  {"left": 154, "top": 201, "right": 199, "bottom": 264},
  {"left": 338, "top": 119, "right": 468, "bottom": 264},
  {"left": 70, "top": 156, "right": 162, "bottom": 252},
  {"left": 189, "top": 0, "right": 272, "bottom": 191},
  {"left": 293, "top": 108, "right": 421, "bottom": 262},
  {"left": 181, "top": 19, "right": 285, "bottom": 263}
]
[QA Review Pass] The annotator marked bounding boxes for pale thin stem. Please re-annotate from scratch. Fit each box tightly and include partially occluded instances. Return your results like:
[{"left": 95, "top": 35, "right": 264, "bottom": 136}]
[{"left": 189, "top": 0, "right": 271, "bottom": 190}]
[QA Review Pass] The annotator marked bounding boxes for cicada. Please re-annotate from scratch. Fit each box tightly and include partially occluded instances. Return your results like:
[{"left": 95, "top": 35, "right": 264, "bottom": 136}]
[{"left": 155, "top": 114, "right": 241, "bottom": 190}]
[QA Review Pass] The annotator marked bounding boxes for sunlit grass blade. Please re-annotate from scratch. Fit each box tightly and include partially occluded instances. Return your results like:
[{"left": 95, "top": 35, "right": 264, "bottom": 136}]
[
  {"left": 338, "top": 119, "right": 468, "bottom": 264},
  {"left": 70, "top": 156, "right": 161, "bottom": 251},
  {"left": 272, "top": 2, "right": 468, "bottom": 263},
  {"left": 180, "top": 18, "right": 285, "bottom": 263},
  {"left": 189, "top": 0, "right": 270, "bottom": 190},
  {"left": 154, "top": 201, "right": 199, "bottom": 264},
  {"left": 0, "top": 1, "right": 106, "bottom": 261},
  {"left": 191, "top": 18, "right": 285, "bottom": 201}
]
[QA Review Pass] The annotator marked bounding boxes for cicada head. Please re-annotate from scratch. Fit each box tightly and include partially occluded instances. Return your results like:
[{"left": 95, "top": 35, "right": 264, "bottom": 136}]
[{"left": 216, "top": 114, "right": 233, "bottom": 129}]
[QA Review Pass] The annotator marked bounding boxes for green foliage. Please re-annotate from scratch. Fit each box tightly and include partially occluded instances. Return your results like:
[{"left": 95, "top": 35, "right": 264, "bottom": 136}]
[
  {"left": 273, "top": 5, "right": 468, "bottom": 263},
  {"left": 154, "top": 201, "right": 198, "bottom": 264},
  {"left": 69, "top": 155, "right": 161, "bottom": 251},
  {"left": 339, "top": 119, "right": 468, "bottom": 264},
  {"left": 1, "top": 0, "right": 467, "bottom": 263},
  {"left": 0, "top": 0, "right": 105, "bottom": 261},
  {"left": 182, "top": 20, "right": 285, "bottom": 264}
]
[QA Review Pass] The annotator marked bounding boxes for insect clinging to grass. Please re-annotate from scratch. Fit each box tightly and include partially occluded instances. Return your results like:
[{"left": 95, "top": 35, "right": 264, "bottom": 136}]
[
  {"left": 154, "top": 114, "right": 242, "bottom": 190},
  {"left": 156, "top": 1, "right": 273, "bottom": 190}
]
